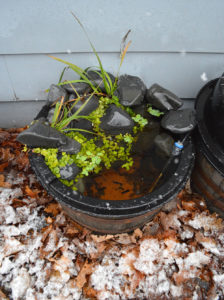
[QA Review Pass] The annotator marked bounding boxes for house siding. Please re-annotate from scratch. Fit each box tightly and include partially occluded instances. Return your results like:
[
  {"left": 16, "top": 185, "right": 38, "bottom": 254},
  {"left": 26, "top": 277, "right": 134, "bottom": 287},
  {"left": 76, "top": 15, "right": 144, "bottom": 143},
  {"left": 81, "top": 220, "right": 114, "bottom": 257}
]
[{"left": 0, "top": 0, "right": 224, "bottom": 126}]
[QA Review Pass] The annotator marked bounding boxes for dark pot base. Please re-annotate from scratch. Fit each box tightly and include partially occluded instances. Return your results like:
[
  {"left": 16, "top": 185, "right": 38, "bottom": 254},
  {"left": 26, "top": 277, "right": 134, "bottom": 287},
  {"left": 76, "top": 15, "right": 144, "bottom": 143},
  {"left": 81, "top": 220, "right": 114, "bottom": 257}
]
[
  {"left": 61, "top": 203, "right": 160, "bottom": 234},
  {"left": 29, "top": 138, "right": 194, "bottom": 234},
  {"left": 192, "top": 79, "right": 224, "bottom": 217}
]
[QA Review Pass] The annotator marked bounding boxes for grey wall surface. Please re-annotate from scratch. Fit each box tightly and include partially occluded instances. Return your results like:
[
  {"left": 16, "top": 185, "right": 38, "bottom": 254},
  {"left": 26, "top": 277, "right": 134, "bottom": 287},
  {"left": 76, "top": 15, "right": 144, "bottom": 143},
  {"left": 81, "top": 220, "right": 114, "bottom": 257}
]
[{"left": 1, "top": 0, "right": 224, "bottom": 127}]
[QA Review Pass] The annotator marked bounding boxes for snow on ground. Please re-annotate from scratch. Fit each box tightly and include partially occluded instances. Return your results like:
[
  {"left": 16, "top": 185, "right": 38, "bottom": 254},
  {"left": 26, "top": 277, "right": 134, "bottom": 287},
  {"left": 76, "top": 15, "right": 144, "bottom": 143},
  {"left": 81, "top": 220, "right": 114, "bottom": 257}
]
[{"left": 0, "top": 128, "right": 224, "bottom": 300}]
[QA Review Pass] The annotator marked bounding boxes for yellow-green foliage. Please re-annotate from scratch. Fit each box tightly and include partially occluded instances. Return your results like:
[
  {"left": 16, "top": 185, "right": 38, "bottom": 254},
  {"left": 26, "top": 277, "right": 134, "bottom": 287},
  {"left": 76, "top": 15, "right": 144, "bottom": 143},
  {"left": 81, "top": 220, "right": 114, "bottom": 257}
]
[{"left": 33, "top": 95, "right": 147, "bottom": 189}]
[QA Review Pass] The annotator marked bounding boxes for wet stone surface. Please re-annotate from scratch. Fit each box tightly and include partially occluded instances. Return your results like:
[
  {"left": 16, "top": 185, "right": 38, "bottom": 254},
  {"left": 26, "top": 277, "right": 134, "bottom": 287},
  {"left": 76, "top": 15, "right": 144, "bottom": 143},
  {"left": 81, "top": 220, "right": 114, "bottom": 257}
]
[
  {"left": 17, "top": 120, "right": 81, "bottom": 154},
  {"left": 86, "top": 70, "right": 115, "bottom": 92},
  {"left": 47, "top": 84, "right": 68, "bottom": 104},
  {"left": 47, "top": 107, "right": 56, "bottom": 124},
  {"left": 146, "top": 83, "right": 183, "bottom": 111},
  {"left": 161, "top": 108, "right": 196, "bottom": 134},
  {"left": 62, "top": 81, "right": 91, "bottom": 95},
  {"left": 99, "top": 104, "right": 134, "bottom": 135},
  {"left": 70, "top": 118, "right": 94, "bottom": 139},
  {"left": 34, "top": 105, "right": 51, "bottom": 121},
  {"left": 71, "top": 95, "right": 99, "bottom": 116},
  {"left": 117, "top": 74, "right": 146, "bottom": 107},
  {"left": 60, "top": 163, "right": 81, "bottom": 180}
]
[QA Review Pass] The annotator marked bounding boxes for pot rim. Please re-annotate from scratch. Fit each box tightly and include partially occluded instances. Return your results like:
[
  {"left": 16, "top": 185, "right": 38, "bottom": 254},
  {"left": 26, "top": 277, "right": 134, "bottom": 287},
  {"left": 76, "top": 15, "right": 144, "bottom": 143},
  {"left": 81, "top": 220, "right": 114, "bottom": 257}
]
[{"left": 195, "top": 78, "right": 224, "bottom": 176}]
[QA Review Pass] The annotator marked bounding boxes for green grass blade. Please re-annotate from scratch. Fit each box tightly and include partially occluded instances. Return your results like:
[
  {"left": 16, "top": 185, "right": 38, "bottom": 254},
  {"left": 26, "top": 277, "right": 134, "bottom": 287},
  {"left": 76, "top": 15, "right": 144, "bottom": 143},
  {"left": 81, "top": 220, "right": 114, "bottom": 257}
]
[
  {"left": 73, "top": 91, "right": 96, "bottom": 117},
  {"left": 71, "top": 12, "right": 110, "bottom": 95},
  {"left": 58, "top": 79, "right": 88, "bottom": 87},
  {"left": 49, "top": 55, "right": 98, "bottom": 92},
  {"left": 61, "top": 128, "right": 97, "bottom": 135},
  {"left": 90, "top": 69, "right": 113, "bottom": 93},
  {"left": 103, "top": 71, "right": 113, "bottom": 92},
  {"left": 56, "top": 114, "right": 91, "bottom": 130},
  {"left": 51, "top": 102, "right": 60, "bottom": 127},
  {"left": 46, "top": 79, "right": 88, "bottom": 93},
  {"left": 58, "top": 66, "right": 68, "bottom": 84},
  {"left": 56, "top": 88, "right": 98, "bottom": 130}
]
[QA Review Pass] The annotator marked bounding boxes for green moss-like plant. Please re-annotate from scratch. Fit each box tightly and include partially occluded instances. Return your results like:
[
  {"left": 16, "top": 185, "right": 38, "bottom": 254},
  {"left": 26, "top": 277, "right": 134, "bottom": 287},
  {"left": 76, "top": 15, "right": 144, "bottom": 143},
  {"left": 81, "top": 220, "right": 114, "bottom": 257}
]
[{"left": 34, "top": 94, "right": 147, "bottom": 190}]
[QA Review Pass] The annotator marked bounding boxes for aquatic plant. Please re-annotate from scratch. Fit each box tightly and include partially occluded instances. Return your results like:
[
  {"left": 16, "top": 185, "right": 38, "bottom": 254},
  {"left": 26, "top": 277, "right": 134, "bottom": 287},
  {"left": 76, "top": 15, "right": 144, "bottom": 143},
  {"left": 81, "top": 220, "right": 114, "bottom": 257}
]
[{"left": 33, "top": 13, "right": 149, "bottom": 190}]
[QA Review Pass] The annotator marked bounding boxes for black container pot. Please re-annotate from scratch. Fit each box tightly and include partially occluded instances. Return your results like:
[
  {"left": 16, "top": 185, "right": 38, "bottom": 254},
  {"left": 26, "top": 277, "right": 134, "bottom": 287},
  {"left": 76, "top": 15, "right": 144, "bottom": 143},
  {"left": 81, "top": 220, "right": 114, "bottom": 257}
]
[
  {"left": 192, "top": 79, "right": 224, "bottom": 217},
  {"left": 29, "top": 137, "right": 194, "bottom": 234}
]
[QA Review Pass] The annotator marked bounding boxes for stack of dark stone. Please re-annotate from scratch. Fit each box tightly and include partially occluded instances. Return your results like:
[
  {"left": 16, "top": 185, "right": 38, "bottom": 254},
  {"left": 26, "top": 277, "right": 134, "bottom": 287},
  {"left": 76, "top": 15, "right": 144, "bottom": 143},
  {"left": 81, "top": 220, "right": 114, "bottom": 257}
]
[{"left": 17, "top": 69, "right": 196, "bottom": 181}]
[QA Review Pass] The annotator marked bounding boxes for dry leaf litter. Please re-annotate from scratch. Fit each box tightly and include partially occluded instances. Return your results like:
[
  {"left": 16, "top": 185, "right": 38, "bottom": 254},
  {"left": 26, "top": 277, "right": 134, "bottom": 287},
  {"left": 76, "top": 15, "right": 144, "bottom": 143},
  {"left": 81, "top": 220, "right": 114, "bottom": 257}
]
[{"left": 0, "top": 128, "right": 223, "bottom": 300}]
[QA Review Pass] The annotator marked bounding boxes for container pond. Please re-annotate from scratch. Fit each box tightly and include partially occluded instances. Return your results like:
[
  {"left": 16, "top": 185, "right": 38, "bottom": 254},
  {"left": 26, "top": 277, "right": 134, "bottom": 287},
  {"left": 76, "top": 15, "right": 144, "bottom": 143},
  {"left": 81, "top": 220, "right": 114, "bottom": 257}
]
[
  {"left": 192, "top": 75, "right": 224, "bottom": 218},
  {"left": 17, "top": 18, "right": 195, "bottom": 232},
  {"left": 17, "top": 73, "right": 195, "bottom": 233}
]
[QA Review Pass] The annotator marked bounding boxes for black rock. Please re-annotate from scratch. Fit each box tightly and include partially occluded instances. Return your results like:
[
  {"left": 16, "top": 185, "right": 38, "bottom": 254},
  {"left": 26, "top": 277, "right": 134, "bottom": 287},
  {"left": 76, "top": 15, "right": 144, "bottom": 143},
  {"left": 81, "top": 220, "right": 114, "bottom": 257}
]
[
  {"left": 113, "top": 89, "right": 119, "bottom": 98},
  {"left": 62, "top": 81, "right": 91, "bottom": 95},
  {"left": 16, "top": 120, "right": 81, "bottom": 154},
  {"left": 71, "top": 118, "right": 92, "bottom": 131},
  {"left": 86, "top": 70, "right": 115, "bottom": 93},
  {"left": 154, "top": 133, "right": 174, "bottom": 157},
  {"left": 146, "top": 83, "right": 183, "bottom": 111},
  {"left": 132, "top": 104, "right": 148, "bottom": 117},
  {"left": 70, "top": 119, "right": 94, "bottom": 139},
  {"left": 71, "top": 95, "right": 99, "bottom": 116},
  {"left": 47, "top": 84, "right": 68, "bottom": 104},
  {"left": 47, "top": 107, "right": 56, "bottom": 124},
  {"left": 117, "top": 74, "right": 146, "bottom": 107},
  {"left": 34, "top": 104, "right": 51, "bottom": 120},
  {"left": 99, "top": 104, "right": 134, "bottom": 135},
  {"left": 59, "top": 163, "right": 81, "bottom": 180},
  {"left": 161, "top": 109, "right": 197, "bottom": 134},
  {"left": 68, "top": 94, "right": 76, "bottom": 101}
]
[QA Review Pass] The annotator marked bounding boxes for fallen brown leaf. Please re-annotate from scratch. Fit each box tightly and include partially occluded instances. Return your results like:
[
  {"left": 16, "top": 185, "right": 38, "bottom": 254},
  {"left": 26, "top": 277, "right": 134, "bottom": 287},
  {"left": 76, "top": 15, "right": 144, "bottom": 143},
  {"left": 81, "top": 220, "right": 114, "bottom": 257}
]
[
  {"left": 51, "top": 255, "right": 71, "bottom": 271},
  {"left": 173, "top": 268, "right": 201, "bottom": 285},
  {"left": 0, "top": 129, "right": 10, "bottom": 142},
  {"left": 65, "top": 226, "right": 79, "bottom": 238},
  {"left": 46, "top": 216, "right": 53, "bottom": 224},
  {"left": 181, "top": 200, "right": 198, "bottom": 211},
  {"left": 12, "top": 198, "right": 27, "bottom": 208},
  {"left": 131, "top": 270, "right": 145, "bottom": 292},
  {"left": 0, "top": 289, "right": 8, "bottom": 300},
  {"left": 44, "top": 202, "right": 61, "bottom": 216},
  {"left": 40, "top": 228, "right": 58, "bottom": 258},
  {"left": 83, "top": 286, "right": 97, "bottom": 299},
  {"left": 0, "top": 162, "right": 9, "bottom": 172},
  {"left": 15, "top": 152, "right": 30, "bottom": 171},
  {"left": 114, "top": 233, "right": 133, "bottom": 245},
  {"left": 25, "top": 185, "right": 39, "bottom": 198},
  {"left": 91, "top": 234, "right": 114, "bottom": 243},
  {"left": 41, "top": 224, "right": 53, "bottom": 242},
  {"left": 0, "top": 148, "right": 14, "bottom": 162},
  {"left": 0, "top": 174, "right": 11, "bottom": 188},
  {"left": 130, "top": 228, "right": 143, "bottom": 243},
  {"left": 76, "top": 260, "right": 94, "bottom": 290}
]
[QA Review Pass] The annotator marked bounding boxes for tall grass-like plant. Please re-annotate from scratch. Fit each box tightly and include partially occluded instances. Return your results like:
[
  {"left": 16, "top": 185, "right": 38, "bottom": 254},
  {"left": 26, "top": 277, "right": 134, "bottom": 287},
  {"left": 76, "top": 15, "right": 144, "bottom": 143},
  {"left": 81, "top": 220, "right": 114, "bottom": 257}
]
[
  {"left": 51, "top": 82, "right": 102, "bottom": 134},
  {"left": 33, "top": 15, "right": 150, "bottom": 189},
  {"left": 49, "top": 12, "right": 131, "bottom": 98}
]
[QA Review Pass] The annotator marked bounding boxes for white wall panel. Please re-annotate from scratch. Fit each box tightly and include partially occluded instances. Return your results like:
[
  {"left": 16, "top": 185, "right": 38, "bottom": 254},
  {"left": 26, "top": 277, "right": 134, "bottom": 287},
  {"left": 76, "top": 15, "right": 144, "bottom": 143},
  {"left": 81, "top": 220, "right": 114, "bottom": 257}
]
[
  {"left": 0, "top": 0, "right": 224, "bottom": 54},
  {"left": 0, "top": 56, "right": 16, "bottom": 100},
  {"left": 3, "top": 52, "right": 224, "bottom": 101}
]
